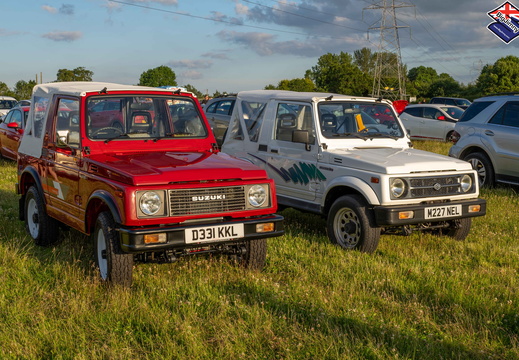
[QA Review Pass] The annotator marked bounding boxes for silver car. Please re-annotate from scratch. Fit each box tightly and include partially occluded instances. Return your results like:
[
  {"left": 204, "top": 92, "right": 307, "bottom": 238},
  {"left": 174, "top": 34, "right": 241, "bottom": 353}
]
[
  {"left": 400, "top": 104, "right": 464, "bottom": 142},
  {"left": 449, "top": 94, "right": 519, "bottom": 187}
]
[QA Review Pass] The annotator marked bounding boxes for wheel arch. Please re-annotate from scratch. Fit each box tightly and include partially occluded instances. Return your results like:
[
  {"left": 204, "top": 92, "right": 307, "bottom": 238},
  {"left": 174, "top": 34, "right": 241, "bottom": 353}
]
[
  {"left": 85, "top": 190, "right": 123, "bottom": 235},
  {"left": 322, "top": 177, "right": 379, "bottom": 216},
  {"left": 18, "top": 167, "right": 44, "bottom": 221},
  {"left": 459, "top": 146, "right": 495, "bottom": 169}
]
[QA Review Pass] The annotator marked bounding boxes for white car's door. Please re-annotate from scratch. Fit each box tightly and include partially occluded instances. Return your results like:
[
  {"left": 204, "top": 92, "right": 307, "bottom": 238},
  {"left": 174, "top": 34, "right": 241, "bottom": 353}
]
[{"left": 266, "top": 102, "right": 318, "bottom": 202}]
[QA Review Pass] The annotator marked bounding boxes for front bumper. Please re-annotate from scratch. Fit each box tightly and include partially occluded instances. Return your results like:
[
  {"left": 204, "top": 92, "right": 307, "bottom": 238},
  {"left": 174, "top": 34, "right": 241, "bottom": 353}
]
[
  {"left": 374, "top": 198, "right": 486, "bottom": 226},
  {"left": 118, "top": 214, "right": 284, "bottom": 253}
]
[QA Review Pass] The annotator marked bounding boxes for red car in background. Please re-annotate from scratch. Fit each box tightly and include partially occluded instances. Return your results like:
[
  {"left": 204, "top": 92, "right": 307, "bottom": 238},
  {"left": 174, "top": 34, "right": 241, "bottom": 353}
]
[{"left": 0, "top": 106, "right": 29, "bottom": 160}]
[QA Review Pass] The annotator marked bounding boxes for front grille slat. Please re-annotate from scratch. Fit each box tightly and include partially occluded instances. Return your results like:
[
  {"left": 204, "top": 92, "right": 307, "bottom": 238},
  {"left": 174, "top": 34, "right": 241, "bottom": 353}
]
[
  {"left": 169, "top": 186, "right": 246, "bottom": 216},
  {"left": 407, "top": 175, "right": 471, "bottom": 198}
]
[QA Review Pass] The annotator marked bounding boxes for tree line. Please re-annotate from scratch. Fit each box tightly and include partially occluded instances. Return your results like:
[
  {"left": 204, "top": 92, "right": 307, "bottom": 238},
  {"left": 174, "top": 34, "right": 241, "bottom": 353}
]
[{"left": 2, "top": 50, "right": 519, "bottom": 101}]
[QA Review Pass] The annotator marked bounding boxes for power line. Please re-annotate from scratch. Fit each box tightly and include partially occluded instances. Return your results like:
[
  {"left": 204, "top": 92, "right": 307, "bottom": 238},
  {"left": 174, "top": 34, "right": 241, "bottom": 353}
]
[{"left": 108, "top": 0, "right": 359, "bottom": 41}]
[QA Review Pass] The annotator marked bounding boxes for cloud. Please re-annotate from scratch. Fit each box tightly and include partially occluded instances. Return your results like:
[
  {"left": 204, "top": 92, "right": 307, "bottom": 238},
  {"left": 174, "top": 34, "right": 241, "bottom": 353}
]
[
  {"left": 168, "top": 59, "right": 213, "bottom": 69},
  {"left": 59, "top": 4, "right": 75, "bottom": 15},
  {"left": 202, "top": 52, "right": 230, "bottom": 60},
  {"left": 42, "top": 5, "right": 58, "bottom": 14},
  {"left": 209, "top": 11, "right": 243, "bottom": 25},
  {"left": 217, "top": 30, "right": 364, "bottom": 57},
  {"left": 181, "top": 70, "right": 203, "bottom": 80},
  {"left": 42, "top": 31, "right": 82, "bottom": 42},
  {"left": 128, "top": 0, "right": 178, "bottom": 5}
]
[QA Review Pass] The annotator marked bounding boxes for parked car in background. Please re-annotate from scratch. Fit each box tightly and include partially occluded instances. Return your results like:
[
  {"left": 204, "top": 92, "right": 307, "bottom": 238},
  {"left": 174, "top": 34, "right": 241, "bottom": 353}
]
[
  {"left": 0, "top": 96, "right": 18, "bottom": 119},
  {"left": 400, "top": 104, "right": 464, "bottom": 142},
  {"left": 430, "top": 97, "right": 471, "bottom": 110},
  {"left": 449, "top": 93, "right": 519, "bottom": 188},
  {"left": 14, "top": 99, "right": 31, "bottom": 107},
  {"left": 203, "top": 95, "right": 236, "bottom": 146},
  {"left": 0, "top": 105, "right": 29, "bottom": 160}
]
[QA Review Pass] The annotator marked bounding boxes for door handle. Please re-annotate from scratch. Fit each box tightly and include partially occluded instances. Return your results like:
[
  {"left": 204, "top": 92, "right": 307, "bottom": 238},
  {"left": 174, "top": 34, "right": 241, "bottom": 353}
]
[
  {"left": 271, "top": 149, "right": 278, "bottom": 154},
  {"left": 484, "top": 130, "right": 495, "bottom": 136}
]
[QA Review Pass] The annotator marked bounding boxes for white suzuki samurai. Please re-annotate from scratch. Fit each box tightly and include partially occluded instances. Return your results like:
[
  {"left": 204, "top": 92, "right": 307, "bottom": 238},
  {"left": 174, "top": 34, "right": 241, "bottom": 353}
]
[{"left": 221, "top": 90, "right": 486, "bottom": 253}]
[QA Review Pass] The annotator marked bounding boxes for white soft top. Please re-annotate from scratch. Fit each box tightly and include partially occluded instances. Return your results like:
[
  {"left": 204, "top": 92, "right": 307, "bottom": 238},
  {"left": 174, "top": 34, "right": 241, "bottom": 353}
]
[
  {"left": 19, "top": 82, "right": 174, "bottom": 158},
  {"left": 236, "top": 90, "right": 385, "bottom": 104}
]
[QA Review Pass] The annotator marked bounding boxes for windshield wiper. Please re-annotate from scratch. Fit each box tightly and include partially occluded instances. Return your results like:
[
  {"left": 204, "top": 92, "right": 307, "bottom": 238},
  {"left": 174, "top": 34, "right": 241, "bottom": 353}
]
[
  {"left": 104, "top": 133, "right": 129, "bottom": 143},
  {"left": 332, "top": 132, "right": 368, "bottom": 140}
]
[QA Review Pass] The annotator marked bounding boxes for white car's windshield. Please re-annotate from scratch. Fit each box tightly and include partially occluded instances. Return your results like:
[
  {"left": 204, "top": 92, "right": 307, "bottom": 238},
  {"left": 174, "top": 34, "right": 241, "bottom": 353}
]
[
  {"left": 318, "top": 102, "right": 405, "bottom": 139},
  {"left": 86, "top": 96, "right": 208, "bottom": 141}
]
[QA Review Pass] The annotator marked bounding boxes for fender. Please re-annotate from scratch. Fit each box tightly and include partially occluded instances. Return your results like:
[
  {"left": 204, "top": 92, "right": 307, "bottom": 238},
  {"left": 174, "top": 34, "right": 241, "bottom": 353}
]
[
  {"left": 19, "top": 166, "right": 44, "bottom": 196},
  {"left": 87, "top": 190, "right": 123, "bottom": 224},
  {"left": 323, "top": 176, "right": 381, "bottom": 206}
]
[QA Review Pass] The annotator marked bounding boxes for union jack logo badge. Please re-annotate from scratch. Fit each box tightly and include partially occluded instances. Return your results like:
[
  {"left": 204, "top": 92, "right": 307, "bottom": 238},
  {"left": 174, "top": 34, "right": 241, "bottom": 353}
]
[{"left": 487, "top": 1, "right": 519, "bottom": 43}]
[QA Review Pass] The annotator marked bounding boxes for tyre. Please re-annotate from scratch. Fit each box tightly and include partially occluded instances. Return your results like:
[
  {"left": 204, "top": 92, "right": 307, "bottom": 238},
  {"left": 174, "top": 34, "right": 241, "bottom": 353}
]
[
  {"left": 25, "top": 186, "right": 59, "bottom": 246},
  {"left": 238, "top": 239, "right": 267, "bottom": 270},
  {"left": 441, "top": 217, "right": 472, "bottom": 241},
  {"left": 446, "top": 130, "right": 454, "bottom": 142},
  {"left": 93, "top": 211, "right": 134, "bottom": 286},
  {"left": 327, "top": 195, "right": 380, "bottom": 253},
  {"left": 464, "top": 152, "right": 495, "bottom": 188}
]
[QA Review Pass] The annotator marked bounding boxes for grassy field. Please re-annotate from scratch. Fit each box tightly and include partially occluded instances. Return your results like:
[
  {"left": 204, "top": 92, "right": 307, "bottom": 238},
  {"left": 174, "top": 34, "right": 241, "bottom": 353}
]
[{"left": 0, "top": 141, "right": 517, "bottom": 359}]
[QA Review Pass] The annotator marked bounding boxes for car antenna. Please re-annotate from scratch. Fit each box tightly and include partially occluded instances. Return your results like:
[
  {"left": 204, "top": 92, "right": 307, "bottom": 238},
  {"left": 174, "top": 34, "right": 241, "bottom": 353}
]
[
  {"left": 325, "top": 95, "right": 333, "bottom": 101},
  {"left": 173, "top": 89, "right": 181, "bottom": 95},
  {"left": 99, "top": 87, "right": 108, "bottom": 95}
]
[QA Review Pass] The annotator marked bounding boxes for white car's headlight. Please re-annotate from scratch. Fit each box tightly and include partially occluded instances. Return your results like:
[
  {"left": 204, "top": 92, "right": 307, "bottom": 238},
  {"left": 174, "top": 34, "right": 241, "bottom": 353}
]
[
  {"left": 390, "top": 178, "right": 407, "bottom": 198},
  {"left": 140, "top": 191, "right": 162, "bottom": 215},
  {"left": 460, "top": 174, "right": 472, "bottom": 193},
  {"left": 248, "top": 185, "right": 267, "bottom": 207}
]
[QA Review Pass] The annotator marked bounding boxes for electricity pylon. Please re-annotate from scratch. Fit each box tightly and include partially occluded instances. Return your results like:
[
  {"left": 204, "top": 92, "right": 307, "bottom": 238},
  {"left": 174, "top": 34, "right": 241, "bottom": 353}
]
[{"left": 364, "top": 0, "right": 414, "bottom": 101}]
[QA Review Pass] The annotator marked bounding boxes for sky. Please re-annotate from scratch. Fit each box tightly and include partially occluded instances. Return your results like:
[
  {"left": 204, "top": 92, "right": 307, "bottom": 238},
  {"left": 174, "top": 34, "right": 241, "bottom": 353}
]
[{"left": 2, "top": 0, "right": 519, "bottom": 95}]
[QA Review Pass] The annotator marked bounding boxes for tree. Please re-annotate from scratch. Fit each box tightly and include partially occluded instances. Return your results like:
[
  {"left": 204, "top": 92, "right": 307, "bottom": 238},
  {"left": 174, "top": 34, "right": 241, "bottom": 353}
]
[
  {"left": 353, "top": 47, "right": 376, "bottom": 75},
  {"left": 310, "top": 52, "right": 371, "bottom": 96},
  {"left": 0, "top": 81, "right": 14, "bottom": 97},
  {"left": 56, "top": 67, "right": 93, "bottom": 82},
  {"left": 476, "top": 55, "right": 519, "bottom": 94},
  {"left": 407, "top": 66, "right": 439, "bottom": 98},
  {"left": 138, "top": 66, "right": 177, "bottom": 87},
  {"left": 264, "top": 78, "right": 316, "bottom": 92},
  {"left": 13, "top": 80, "right": 37, "bottom": 100},
  {"left": 183, "top": 84, "right": 203, "bottom": 98}
]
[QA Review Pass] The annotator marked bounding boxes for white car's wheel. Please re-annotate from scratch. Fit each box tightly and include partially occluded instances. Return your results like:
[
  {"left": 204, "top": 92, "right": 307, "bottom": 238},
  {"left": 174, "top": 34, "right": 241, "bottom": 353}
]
[{"left": 327, "top": 195, "right": 380, "bottom": 253}]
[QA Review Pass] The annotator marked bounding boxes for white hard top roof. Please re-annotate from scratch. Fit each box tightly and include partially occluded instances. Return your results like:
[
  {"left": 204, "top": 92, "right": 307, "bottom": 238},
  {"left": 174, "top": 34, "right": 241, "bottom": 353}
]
[
  {"left": 236, "top": 90, "right": 382, "bottom": 103},
  {"left": 32, "top": 81, "right": 174, "bottom": 98}
]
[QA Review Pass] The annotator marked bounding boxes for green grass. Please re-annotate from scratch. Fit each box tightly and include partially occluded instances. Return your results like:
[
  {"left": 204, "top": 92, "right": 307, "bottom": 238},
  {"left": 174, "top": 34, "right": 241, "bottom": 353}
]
[{"left": 0, "top": 141, "right": 517, "bottom": 359}]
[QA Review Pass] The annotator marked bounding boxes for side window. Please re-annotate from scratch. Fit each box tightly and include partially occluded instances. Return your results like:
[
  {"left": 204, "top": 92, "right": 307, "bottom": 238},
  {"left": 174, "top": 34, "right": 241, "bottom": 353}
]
[
  {"left": 459, "top": 101, "right": 494, "bottom": 122},
  {"left": 55, "top": 98, "right": 80, "bottom": 149},
  {"left": 11, "top": 110, "right": 22, "bottom": 127},
  {"left": 502, "top": 102, "right": 519, "bottom": 128},
  {"left": 215, "top": 100, "right": 233, "bottom": 115},
  {"left": 33, "top": 96, "right": 49, "bottom": 138},
  {"left": 274, "top": 103, "right": 314, "bottom": 143},
  {"left": 206, "top": 102, "right": 218, "bottom": 114},
  {"left": 3, "top": 111, "right": 13, "bottom": 124},
  {"left": 423, "top": 108, "right": 438, "bottom": 119},
  {"left": 445, "top": 99, "right": 455, "bottom": 106},
  {"left": 246, "top": 101, "right": 267, "bottom": 142},
  {"left": 403, "top": 107, "right": 421, "bottom": 117}
]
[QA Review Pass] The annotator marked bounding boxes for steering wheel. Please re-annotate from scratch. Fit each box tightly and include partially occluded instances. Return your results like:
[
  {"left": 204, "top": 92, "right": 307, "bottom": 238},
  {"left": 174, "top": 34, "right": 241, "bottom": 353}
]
[{"left": 91, "top": 126, "right": 124, "bottom": 137}]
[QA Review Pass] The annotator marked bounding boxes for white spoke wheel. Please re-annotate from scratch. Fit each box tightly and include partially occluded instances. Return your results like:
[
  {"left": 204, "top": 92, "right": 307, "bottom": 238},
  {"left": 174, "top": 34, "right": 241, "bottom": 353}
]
[
  {"left": 327, "top": 195, "right": 380, "bottom": 253},
  {"left": 24, "top": 186, "right": 58, "bottom": 246},
  {"left": 93, "top": 212, "right": 134, "bottom": 287}
]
